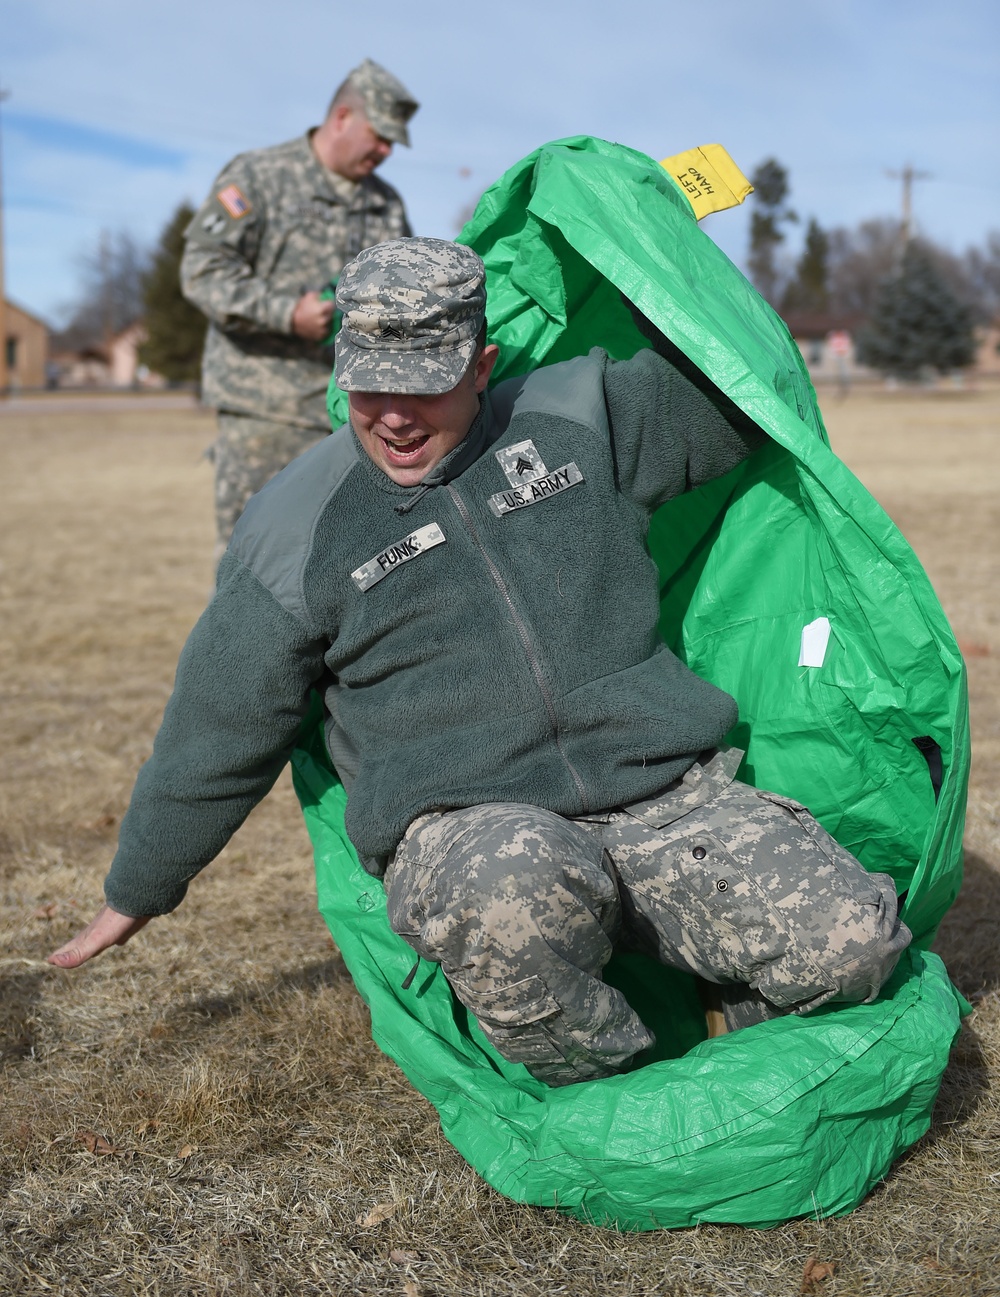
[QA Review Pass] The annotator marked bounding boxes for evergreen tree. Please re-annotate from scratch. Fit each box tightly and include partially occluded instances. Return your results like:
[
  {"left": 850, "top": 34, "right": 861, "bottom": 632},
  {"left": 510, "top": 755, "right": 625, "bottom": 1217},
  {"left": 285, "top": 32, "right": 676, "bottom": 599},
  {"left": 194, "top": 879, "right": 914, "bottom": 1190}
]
[
  {"left": 856, "top": 241, "right": 976, "bottom": 380},
  {"left": 782, "top": 218, "right": 829, "bottom": 313},
  {"left": 747, "top": 158, "right": 796, "bottom": 304},
  {"left": 139, "top": 203, "right": 207, "bottom": 384}
]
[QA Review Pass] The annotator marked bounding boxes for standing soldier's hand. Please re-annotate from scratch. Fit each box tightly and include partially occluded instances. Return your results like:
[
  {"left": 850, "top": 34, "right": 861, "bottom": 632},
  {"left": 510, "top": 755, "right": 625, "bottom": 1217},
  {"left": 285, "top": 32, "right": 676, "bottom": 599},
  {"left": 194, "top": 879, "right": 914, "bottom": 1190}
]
[
  {"left": 47, "top": 903, "right": 150, "bottom": 969},
  {"left": 291, "top": 291, "right": 335, "bottom": 341}
]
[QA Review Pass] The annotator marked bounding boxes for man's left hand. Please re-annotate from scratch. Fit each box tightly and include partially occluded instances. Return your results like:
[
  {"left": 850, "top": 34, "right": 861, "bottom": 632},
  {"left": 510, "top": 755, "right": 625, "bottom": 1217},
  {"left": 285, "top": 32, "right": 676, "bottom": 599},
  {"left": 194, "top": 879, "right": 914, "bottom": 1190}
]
[{"left": 47, "top": 903, "right": 150, "bottom": 969}]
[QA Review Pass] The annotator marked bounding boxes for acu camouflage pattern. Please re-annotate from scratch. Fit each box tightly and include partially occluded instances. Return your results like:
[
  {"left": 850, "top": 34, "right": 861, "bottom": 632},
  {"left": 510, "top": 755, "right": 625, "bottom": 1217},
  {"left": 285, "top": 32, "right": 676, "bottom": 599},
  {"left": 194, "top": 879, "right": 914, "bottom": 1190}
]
[
  {"left": 343, "top": 58, "right": 419, "bottom": 146},
  {"left": 385, "top": 756, "right": 910, "bottom": 1086},
  {"left": 182, "top": 133, "right": 412, "bottom": 430},
  {"left": 211, "top": 413, "right": 326, "bottom": 557},
  {"left": 335, "top": 238, "right": 486, "bottom": 394}
]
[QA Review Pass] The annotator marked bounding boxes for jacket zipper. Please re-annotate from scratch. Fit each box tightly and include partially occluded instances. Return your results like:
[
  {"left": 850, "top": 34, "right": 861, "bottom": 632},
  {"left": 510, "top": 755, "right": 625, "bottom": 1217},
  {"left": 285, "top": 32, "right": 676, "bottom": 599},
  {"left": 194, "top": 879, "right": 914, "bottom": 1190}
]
[{"left": 445, "top": 484, "right": 589, "bottom": 809}]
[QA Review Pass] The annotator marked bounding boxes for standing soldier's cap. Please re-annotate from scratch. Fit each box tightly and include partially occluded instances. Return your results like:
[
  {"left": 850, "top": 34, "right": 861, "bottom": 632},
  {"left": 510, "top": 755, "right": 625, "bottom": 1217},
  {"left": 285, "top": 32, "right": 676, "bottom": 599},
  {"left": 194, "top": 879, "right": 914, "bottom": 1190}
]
[
  {"left": 335, "top": 238, "right": 486, "bottom": 395},
  {"left": 344, "top": 58, "right": 419, "bottom": 147}
]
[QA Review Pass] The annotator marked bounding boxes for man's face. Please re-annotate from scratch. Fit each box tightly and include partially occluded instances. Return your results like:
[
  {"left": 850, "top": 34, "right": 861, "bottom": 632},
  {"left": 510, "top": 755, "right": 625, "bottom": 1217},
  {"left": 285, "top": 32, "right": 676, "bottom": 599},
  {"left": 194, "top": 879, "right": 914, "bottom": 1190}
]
[
  {"left": 330, "top": 105, "right": 393, "bottom": 180},
  {"left": 349, "top": 345, "right": 500, "bottom": 486}
]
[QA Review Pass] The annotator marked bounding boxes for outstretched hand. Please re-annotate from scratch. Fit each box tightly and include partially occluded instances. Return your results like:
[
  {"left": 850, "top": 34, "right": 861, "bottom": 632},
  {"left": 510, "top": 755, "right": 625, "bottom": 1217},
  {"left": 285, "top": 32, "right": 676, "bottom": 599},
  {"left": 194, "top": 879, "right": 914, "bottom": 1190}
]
[{"left": 47, "top": 903, "right": 150, "bottom": 969}]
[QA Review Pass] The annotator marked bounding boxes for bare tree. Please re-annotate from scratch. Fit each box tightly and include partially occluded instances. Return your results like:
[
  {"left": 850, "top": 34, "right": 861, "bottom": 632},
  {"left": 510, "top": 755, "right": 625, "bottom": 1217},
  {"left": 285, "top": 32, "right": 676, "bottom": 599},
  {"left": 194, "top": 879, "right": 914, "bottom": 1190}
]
[
  {"left": 825, "top": 219, "right": 901, "bottom": 318},
  {"left": 53, "top": 228, "right": 150, "bottom": 351},
  {"left": 961, "top": 230, "right": 1000, "bottom": 322}
]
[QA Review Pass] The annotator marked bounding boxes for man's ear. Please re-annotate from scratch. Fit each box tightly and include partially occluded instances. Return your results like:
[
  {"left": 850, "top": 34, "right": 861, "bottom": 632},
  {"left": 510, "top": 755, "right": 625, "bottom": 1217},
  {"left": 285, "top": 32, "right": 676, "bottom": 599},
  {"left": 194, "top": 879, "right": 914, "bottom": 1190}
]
[{"left": 474, "top": 343, "right": 501, "bottom": 392}]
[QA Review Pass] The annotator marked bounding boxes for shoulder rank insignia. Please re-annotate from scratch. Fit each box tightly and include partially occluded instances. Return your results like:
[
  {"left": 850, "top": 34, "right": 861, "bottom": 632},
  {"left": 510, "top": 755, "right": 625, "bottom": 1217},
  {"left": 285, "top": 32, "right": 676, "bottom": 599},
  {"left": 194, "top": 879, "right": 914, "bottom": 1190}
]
[
  {"left": 217, "top": 185, "right": 251, "bottom": 219},
  {"left": 496, "top": 439, "right": 547, "bottom": 486}
]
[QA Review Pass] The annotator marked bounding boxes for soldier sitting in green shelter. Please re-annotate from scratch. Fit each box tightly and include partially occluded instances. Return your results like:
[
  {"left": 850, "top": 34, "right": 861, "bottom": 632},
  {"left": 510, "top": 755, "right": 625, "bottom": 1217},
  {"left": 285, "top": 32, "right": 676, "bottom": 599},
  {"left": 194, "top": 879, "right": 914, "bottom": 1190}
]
[{"left": 50, "top": 238, "right": 910, "bottom": 1085}]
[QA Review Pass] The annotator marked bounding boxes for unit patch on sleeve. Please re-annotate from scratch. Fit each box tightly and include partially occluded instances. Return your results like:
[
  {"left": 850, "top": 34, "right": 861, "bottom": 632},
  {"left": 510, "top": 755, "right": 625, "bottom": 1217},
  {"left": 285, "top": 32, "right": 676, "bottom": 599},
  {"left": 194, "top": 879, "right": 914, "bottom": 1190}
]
[
  {"left": 351, "top": 523, "right": 446, "bottom": 592},
  {"left": 217, "top": 185, "right": 251, "bottom": 219}
]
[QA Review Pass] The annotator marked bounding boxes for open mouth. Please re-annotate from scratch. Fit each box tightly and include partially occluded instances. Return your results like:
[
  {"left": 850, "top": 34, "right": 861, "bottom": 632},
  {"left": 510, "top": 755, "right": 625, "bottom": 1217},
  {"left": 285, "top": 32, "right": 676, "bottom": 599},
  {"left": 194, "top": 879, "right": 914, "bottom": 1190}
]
[{"left": 379, "top": 433, "right": 431, "bottom": 462}]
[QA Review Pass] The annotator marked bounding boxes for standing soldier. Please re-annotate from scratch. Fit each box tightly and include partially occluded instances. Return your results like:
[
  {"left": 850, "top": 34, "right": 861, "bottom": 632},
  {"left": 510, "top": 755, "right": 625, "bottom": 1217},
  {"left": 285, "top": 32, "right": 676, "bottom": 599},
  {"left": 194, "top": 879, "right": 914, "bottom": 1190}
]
[{"left": 182, "top": 59, "right": 419, "bottom": 559}]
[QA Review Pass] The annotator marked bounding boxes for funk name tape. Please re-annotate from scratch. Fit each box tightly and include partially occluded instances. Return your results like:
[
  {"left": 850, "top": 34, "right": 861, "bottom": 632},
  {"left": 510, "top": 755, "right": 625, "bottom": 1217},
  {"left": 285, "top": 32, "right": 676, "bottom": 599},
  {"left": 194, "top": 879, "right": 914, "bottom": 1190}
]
[{"left": 351, "top": 522, "right": 446, "bottom": 592}]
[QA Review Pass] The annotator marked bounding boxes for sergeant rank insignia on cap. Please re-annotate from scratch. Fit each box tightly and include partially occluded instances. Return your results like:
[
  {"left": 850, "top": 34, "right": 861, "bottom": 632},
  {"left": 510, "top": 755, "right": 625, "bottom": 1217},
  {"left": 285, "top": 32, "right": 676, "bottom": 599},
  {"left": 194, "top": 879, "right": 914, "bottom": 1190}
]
[{"left": 217, "top": 185, "right": 251, "bottom": 219}]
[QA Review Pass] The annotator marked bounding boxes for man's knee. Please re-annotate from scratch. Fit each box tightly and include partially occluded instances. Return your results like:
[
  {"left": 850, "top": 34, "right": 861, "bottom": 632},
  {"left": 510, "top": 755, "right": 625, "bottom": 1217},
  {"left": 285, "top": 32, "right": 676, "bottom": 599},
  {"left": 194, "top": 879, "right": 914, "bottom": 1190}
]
[
  {"left": 212, "top": 415, "right": 324, "bottom": 546},
  {"left": 777, "top": 868, "right": 910, "bottom": 1011},
  {"left": 608, "top": 781, "right": 911, "bottom": 1015},
  {"left": 385, "top": 802, "right": 619, "bottom": 970},
  {"left": 719, "top": 789, "right": 912, "bottom": 1012},
  {"left": 384, "top": 803, "right": 647, "bottom": 1084}
]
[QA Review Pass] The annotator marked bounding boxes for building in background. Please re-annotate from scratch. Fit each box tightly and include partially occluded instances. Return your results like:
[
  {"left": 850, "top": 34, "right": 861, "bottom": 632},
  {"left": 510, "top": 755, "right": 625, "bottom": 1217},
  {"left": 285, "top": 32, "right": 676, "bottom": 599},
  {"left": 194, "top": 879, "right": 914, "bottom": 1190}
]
[
  {"left": 3, "top": 298, "right": 49, "bottom": 390},
  {"left": 972, "top": 321, "right": 1000, "bottom": 378},
  {"left": 781, "top": 310, "right": 866, "bottom": 383},
  {"left": 47, "top": 321, "right": 167, "bottom": 389}
]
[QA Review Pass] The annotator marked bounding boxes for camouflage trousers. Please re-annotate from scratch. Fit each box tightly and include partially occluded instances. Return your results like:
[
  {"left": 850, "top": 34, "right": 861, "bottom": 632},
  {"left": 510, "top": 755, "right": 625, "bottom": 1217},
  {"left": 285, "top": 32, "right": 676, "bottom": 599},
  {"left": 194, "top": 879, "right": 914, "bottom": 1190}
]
[
  {"left": 210, "top": 414, "right": 327, "bottom": 559},
  {"left": 384, "top": 778, "right": 911, "bottom": 1086}
]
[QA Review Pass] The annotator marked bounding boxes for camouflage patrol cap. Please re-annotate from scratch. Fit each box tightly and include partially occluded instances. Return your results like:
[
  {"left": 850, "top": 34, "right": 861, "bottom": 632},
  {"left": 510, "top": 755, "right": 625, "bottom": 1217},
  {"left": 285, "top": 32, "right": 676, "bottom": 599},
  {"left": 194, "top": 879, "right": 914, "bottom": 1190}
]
[
  {"left": 335, "top": 238, "right": 486, "bottom": 395},
  {"left": 345, "top": 58, "right": 419, "bottom": 147}
]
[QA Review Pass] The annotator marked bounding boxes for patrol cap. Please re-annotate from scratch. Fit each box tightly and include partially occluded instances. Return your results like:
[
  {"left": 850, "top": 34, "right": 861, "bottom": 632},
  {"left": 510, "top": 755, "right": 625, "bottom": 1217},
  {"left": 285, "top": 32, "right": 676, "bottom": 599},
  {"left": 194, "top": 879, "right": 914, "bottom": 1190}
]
[
  {"left": 335, "top": 238, "right": 486, "bottom": 396},
  {"left": 344, "top": 58, "right": 419, "bottom": 147}
]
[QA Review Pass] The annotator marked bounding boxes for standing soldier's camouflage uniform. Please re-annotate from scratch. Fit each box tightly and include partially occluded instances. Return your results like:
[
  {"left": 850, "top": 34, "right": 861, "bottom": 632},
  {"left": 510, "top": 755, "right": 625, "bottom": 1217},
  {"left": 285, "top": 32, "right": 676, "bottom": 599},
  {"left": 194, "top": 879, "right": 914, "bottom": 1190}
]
[{"left": 181, "top": 59, "right": 418, "bottom": 557}]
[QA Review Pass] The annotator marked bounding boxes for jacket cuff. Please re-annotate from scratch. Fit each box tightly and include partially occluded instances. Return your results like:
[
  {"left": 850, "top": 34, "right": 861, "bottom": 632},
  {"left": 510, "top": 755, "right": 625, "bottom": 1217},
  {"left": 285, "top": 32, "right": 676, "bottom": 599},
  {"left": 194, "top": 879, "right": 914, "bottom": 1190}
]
[
  {"left": 267, "top": 292, "right": 302, "bottom": 335},
  {"left": 104, "top": 873, "right": 189, "bottom": 919}
]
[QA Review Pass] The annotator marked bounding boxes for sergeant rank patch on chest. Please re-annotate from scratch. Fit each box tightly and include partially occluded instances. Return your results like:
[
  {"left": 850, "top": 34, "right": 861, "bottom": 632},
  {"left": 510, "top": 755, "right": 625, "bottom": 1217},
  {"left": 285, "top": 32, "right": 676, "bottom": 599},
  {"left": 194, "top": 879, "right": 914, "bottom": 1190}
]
[
  {"left": 351, "top": 523, "right": 446, "bottom": 592},
  {"left": 496, "top": 439, "right": 549, "bottom": 486}
]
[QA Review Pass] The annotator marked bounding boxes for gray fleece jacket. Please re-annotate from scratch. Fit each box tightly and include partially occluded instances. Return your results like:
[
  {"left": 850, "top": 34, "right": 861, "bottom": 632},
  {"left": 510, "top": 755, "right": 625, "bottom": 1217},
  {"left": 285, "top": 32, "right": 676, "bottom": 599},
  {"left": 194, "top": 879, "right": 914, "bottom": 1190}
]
[{"left": 105, "top": 344, "right": 764, "bottom": 917}]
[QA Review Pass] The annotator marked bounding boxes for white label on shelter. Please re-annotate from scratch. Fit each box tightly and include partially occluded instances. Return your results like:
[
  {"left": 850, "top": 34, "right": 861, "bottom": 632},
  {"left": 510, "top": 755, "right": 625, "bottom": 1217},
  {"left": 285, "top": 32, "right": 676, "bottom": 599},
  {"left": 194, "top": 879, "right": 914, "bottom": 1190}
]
[{"left": 799, "top": 617, "right": 832, "bottom": 668}]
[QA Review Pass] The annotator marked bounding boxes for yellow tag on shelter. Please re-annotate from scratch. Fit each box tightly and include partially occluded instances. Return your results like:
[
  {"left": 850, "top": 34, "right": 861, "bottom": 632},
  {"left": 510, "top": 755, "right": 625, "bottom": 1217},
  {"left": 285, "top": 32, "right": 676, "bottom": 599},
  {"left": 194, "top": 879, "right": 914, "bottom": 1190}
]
[{"left": 660, "top": 144, "right": 753, "bottom": 219}]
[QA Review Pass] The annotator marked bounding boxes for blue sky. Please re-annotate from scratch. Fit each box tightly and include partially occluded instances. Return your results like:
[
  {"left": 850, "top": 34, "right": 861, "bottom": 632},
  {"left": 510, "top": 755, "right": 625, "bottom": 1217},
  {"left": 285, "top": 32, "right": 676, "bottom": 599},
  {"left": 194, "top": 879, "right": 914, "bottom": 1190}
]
[{"left": 3, "top": 0, "right": 998, "bottom": 323}]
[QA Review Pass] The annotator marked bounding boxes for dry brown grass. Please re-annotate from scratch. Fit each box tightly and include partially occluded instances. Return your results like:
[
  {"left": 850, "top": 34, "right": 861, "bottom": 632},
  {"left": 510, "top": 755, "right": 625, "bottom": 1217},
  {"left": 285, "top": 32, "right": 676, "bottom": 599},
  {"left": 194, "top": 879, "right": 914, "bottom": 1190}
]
[{"left": 1, "top": 387, "right": 998, "bottom": 1297}]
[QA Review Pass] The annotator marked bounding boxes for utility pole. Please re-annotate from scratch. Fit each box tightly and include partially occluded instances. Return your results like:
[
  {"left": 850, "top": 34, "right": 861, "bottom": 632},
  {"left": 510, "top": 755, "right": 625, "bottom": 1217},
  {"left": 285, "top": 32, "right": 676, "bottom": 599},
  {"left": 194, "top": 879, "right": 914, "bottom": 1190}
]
[
  {"left": 885, "top": 163, "right": 931, "bottom": 247},
  {"left": 0, "top": 83, "right": 9, "bottom": 394},
  {"left": 100, "top": 228, "right": 113, "bottom": 355}
]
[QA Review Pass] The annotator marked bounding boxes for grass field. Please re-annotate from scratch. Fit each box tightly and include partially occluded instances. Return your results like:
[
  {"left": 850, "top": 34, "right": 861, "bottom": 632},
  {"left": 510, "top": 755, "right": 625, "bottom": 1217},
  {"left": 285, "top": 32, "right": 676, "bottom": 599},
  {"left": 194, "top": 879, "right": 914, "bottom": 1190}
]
[{"left": 1, "top": 385, "right": 998, "bottom": 1296}]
